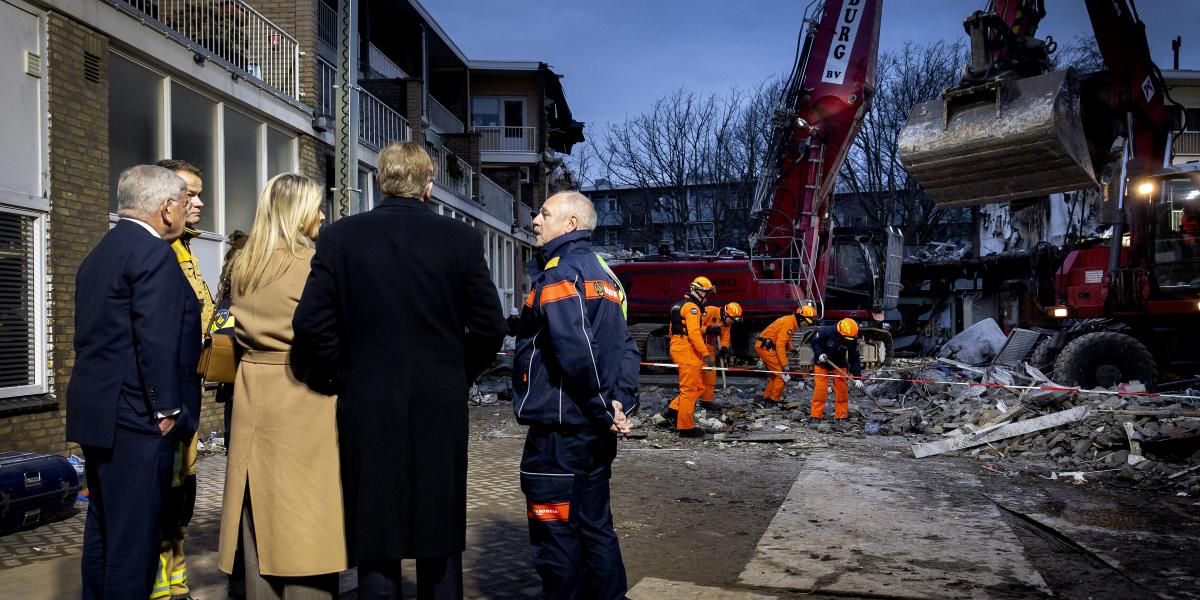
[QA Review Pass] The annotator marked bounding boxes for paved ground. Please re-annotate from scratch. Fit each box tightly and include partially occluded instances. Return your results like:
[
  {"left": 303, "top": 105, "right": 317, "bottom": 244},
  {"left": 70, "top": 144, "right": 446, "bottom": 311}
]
[{"left": 3, "top": 397, "right": 1199, "bottom": 599}]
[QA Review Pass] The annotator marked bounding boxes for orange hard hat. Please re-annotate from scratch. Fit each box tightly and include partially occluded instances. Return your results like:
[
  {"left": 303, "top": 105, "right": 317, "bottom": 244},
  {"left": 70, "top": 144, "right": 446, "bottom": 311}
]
[
  {"left": 722, "top": 302, "right": 743, "bottom": 321},
  {"left": 796, "top": 305, "right": 817, "bottom": 319},
  {"left": 836, "top": 318, "right": 859, "bottom": 339},
  {"left": 691, "top": 276, "right": 715, "bottom": 293}
]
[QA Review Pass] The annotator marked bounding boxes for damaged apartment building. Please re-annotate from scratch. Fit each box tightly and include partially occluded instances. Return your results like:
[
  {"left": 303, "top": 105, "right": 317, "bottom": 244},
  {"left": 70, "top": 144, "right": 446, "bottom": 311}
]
[{"left": 0, "top": 0, "right": 583, "bottom": 453}]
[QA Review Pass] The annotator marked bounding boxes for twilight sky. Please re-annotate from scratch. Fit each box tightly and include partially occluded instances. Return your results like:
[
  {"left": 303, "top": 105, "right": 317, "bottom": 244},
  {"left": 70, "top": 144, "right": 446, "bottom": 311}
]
[{"left": 427, "top": 0, "right": 1200, "bottom": 136}]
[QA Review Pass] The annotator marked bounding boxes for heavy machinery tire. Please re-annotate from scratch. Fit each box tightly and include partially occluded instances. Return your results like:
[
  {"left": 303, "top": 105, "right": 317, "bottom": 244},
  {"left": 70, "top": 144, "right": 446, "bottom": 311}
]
[
  {"left": 1028, "top": 338, "right": 1060, "bottom": 377},
  {"left": 1052, "top": 331, "right": 1156, "bottom": 390}
]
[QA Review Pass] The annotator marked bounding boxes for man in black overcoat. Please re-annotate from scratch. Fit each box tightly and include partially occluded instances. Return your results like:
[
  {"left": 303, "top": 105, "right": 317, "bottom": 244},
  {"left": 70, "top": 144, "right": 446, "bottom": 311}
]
[
  {"left": 67, "top": 164, "right": 201, "bottom": 599},
  {"left": 294, "top": 141, "right": 506, "bottom": 599}
]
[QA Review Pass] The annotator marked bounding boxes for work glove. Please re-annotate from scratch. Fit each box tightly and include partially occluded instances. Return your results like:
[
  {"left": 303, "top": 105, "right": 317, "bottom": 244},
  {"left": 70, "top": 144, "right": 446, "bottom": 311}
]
[
  {"left": 782, "top": 374, "right": 791, "bottom": 383},
  {"left": 763, "top": 339, "right": 776, "bottom": 350},
  {"left": 853, "top": 379, "right": 864, "bottom": 390},
  {"left": 818, "top": 353, "right": 829, "bottom": 365},
  {"left": 704, "top": 356, "right": 714, "bottom": 368},
  {"left": 705, "top": 326, "right": 721, "bottom": 335},
  {"left": 717, "top": 347, "right": 731, "bottom": 361}
]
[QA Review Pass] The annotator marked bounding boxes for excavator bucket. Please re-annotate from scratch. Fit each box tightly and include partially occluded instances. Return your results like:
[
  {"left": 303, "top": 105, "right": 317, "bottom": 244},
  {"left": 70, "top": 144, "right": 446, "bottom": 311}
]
[{"left": 898, "top": 69, "right": 1096, "bottom": 208}]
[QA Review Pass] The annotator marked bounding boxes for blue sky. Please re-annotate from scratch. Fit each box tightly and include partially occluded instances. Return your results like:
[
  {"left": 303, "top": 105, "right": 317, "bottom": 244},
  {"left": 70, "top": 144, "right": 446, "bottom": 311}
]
[{"left": 428, "top": 0, "right": 1200, "bottom": 136}]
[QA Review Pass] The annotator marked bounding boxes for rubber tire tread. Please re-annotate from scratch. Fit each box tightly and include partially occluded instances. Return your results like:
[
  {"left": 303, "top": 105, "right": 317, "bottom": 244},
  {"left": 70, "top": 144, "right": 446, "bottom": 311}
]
[
  {"left": 1028, "top": 338, "right": 1059, "bottom": 377},
  {"left": 1052, "top": 331, "right": 1156, "bottom": 389}
]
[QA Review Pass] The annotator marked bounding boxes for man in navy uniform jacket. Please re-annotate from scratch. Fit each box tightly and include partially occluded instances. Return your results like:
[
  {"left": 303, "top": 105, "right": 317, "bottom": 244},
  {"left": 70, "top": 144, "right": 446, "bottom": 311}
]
[
  {"left": 67, "top": 164, "right": 201, "bottom": 599},
  {"left": 511, "top": 191, "right": 640, "bottom": 599}
]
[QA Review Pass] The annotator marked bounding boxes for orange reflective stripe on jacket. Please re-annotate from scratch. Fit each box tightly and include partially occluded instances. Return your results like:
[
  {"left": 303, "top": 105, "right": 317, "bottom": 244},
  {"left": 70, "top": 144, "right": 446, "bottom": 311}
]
[{"left": 539, "top": 280, "right": 579, "bottom": 305}]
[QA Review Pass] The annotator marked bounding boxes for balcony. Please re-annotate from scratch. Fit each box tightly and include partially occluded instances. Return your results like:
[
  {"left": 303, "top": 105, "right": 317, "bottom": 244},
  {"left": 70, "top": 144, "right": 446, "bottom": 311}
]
[
  {"left": 428, "top": 95, "right": 465, "bottom": 134},
  {"left": 428, "top": 143, "right": 474, "bottom": 200},
  {"left": 1175, "top": 131, "right": 1200, "bottom": 157},
  {"left": 479, "top": 175, "right": 514, "bottom": 223},
  {"left": 317, "top": 58, "right": 409, "bottom": 151},
  {"left": 318, "top": 1, "right": 336, "bottom": 48},
  {"left": 518, "top": 203, "right": 535, "bottom": 231},
  {"left": 114, "top": 0, "right": 300, "bottom": 100},
  {"left": 360, "top": 89, "right": 410, "bottom": 151},
  {"left": 367, "top": 43, "right": 408, "bottom": 79},
  {"left": 477, "top": 126, "right": 537, "bottom": 153}
]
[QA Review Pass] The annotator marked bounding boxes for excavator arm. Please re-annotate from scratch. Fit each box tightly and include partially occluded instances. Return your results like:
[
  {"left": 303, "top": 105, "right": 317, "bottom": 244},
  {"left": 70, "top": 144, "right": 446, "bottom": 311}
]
[{"left": 748, "top": 0, "right": 882, "bottom": 311}]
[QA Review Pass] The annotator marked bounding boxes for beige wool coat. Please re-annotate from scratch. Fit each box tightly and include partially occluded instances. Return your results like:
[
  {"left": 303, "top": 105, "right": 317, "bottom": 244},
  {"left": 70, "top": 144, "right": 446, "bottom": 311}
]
[{"left": 217, "top": 247, "right": 348, "bottom": 576}]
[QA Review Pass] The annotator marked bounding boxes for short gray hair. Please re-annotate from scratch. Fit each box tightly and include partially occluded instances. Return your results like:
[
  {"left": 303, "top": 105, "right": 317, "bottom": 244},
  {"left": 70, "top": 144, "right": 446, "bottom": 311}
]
[
  {"left": 548, "top": 191, "right": 597, "bottom": 231},
  {"left": 116, "top": 165, "right": 186, "bottom": 218}
]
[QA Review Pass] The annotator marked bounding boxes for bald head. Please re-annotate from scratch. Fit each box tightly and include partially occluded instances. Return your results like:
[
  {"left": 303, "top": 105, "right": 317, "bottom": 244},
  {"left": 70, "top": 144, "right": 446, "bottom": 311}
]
[{"left": 533, "top": 191, "right": 597, "bottom": 246}]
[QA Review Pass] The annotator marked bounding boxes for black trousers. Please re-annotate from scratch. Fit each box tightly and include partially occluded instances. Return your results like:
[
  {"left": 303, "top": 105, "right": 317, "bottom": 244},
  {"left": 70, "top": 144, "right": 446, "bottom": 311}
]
[
  {"left": 357, "top": 555, "right": 463, "bottom": 600},
  {"left": 81, "top": 425, "right": 174, "bottom": 600},
  {"left": 520, "top": 425, "right": 627, "bottom": 600}
]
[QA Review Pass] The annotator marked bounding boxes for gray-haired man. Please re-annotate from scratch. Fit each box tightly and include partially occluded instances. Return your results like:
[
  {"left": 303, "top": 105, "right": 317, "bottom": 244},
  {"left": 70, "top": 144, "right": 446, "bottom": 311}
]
[{"left": 67, "top": 165, "right": 202, "bottom": 599}]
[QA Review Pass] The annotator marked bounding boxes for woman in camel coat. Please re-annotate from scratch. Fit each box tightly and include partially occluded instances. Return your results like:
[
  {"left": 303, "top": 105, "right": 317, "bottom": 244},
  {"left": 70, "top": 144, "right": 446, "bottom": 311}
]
[{"left": 217, "top": 173, "right": 344, "bottom": 599}]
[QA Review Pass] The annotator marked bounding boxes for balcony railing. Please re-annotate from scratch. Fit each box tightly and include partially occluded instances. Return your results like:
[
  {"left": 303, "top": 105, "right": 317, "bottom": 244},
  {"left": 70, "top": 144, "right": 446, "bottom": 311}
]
[
  {"left": 1175, "top": 131, "right": 1200, "bottom": 156},
  {"left": 428, "top": 95, "right": 465, "bottom": 134},
  {"left": 518, "top": 203, "right": 535, "bottom": 231},
  {"left": 318, "top": 1, "right": 336, "bottom": 48},
  {"left": 317, "top": 57, "right": 335, "bottom": 116},
  {"left": 479, "top": 175, "right": 514, "bottom": 223},
  {"left": 360, "top": 89, "right": 410, "bottom": 151},
  {"left": 115, "top": 0, "right": 300, "bottom": 100},
  {"left": 428, "top": 144, "right": 474, "bottom": 200},
  {"left": 317, "top": 58, "right": 410, "bottom": 150},
  {"left": 476, "top": 126, "right": 537, "bottom": 153},
  {"left": 367, "top": 43, "right": 408, "bottom": 79}
]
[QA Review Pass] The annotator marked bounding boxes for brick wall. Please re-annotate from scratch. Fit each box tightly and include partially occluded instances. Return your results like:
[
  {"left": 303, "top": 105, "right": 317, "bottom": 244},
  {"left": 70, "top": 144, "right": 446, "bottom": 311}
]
[
  {"left": 443, "top": 132, "right": 481, "bottom": 198},
  {"left": 405, "top": 79, "right": 426, "bottom": 146},
  {"left": 0, "top": 13, "right": 116, "bottom": 455},
  {"left": 247, "top": 0, "right": 320, "bottom": 112}
]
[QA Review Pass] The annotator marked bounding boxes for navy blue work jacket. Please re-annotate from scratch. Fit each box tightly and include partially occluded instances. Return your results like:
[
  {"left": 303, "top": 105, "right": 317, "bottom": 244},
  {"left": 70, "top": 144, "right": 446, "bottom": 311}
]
[
  {"left": 512, "top": 231, "right": 640, "bottom": 428},
  {"left": 810, "top": 324, "right": 863, "bottom": 375}
]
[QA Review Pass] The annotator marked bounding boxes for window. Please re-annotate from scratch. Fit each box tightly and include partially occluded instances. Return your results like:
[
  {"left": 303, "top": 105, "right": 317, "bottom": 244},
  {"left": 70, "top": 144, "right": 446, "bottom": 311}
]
[
  {"left": 223, "top": 108, "right": 259, "bottom": 234},
  {"left": 471, "top": 97, "right": 500, "bottom": 127},
  {"left": 0, "top": 209, "right": 45, "bottom": 397},
  {"left": 108, "top": 55, "right": 163, "bottom": 213},
  {"left": 267, "top": 126, "right": 296, "bottom": 178},
  {"left": 171, "top": 82, "right": 217, "bottom": 231}
]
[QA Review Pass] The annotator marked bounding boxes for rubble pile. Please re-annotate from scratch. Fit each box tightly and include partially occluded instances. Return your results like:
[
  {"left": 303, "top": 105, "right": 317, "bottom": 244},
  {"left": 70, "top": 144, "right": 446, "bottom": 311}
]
[{"left": 865, "top": 361, "right": 1200, "bottom": 493}]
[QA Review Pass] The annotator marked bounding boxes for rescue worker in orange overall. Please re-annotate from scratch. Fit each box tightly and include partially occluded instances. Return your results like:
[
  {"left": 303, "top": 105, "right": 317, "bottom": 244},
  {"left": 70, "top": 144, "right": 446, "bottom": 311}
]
[
  {"left": 755, "top": 305, "right": 817, "bottom": 404},
  {"left": 699, "top": 302, "right": 743, "bottom": 409},
  {"left": 810, "top": 318, "right": 865, "bottom": 423},
  {"left": 666, "top": 277, "right": 715, "bottom": 437}
]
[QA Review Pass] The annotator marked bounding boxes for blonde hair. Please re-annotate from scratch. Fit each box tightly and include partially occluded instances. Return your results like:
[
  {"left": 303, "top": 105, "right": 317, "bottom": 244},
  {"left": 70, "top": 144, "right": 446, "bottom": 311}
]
[
  {"left": 378, "top": 142, "right": 435, "bottom": 198},
  {"left": 232, "top": 173, "right": 324, "bottom": 295}
]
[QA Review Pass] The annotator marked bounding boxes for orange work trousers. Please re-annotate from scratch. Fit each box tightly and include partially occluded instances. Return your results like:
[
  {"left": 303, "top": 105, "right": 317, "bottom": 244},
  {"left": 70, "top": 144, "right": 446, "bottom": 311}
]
[
  {"left": 810, "top": 364, "right": 849, "bottom": 419},
  {"left": 756, "top": 343, "right": 785, "bottom": 403},
  {"left": 668, "top": 340, "right": 705, "bottom": 432},
  {"left": 701, "top": 343, "right": 718, "bottom": 403}
]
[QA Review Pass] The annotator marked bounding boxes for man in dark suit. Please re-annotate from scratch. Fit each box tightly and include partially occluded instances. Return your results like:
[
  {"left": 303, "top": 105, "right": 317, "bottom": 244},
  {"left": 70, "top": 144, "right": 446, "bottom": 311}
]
[
  {"left": 67, "top": 164, "right": 201, "bottom": 600},
  {"left": 294, "top": 141, "right": 506, "bottom": 600}
]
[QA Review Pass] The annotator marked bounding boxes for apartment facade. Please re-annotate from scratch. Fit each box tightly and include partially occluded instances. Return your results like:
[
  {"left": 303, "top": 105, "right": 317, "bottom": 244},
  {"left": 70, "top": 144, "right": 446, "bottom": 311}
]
[{"left": 0, "top": 0, "right": 582, "bottom": 453}]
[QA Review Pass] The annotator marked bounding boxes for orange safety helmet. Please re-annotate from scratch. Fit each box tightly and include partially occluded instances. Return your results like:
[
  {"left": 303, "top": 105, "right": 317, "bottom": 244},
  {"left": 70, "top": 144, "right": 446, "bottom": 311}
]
[
  {"left": 796, "top": 304, "right": 818, "bottom": 323},
  {"left": 690, "top": 276, "right": 715, "bottom": 293},
  {"left": 722, "top": 302, "right": 743, "bottom": 322},
  {"left": 836, "top": 318, "right": 859, "bottom": 340}
]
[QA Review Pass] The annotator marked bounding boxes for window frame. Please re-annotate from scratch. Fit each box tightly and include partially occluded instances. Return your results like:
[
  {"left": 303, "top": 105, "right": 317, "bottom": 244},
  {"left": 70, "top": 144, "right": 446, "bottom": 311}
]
[{"left": 0, "top": 205, "right": 47, "bottom": 399}]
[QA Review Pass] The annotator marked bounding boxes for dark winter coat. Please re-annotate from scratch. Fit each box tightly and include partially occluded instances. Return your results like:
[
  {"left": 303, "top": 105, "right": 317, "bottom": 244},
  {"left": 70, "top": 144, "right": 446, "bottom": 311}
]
[{"left": 292, "top": 197, "right": 506, "bottom": 560}]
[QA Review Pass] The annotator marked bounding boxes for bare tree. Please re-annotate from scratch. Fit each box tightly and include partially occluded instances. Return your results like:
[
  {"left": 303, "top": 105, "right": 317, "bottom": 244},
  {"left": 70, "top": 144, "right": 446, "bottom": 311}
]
[
  {"left": 835, "top": 40, "right": 969, "bottom": 244},
  {"left": 585, "top": 83, "right": 781, "bottom": 251}
]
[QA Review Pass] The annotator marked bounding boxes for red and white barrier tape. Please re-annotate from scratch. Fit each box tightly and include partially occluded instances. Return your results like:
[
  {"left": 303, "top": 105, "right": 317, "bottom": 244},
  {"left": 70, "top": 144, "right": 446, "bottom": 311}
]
[{"left": 497, "top": 351, "right": 1198, "bottom": 402}]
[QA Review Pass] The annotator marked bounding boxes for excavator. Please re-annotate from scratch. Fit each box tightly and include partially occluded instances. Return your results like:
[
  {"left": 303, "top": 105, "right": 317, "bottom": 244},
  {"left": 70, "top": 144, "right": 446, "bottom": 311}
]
[
  {"left": 610, "top": 0, "right": 902, "bottom": 369},
  {"left": 898, "top": 0, "right": 1200, "bottom": 389}
]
